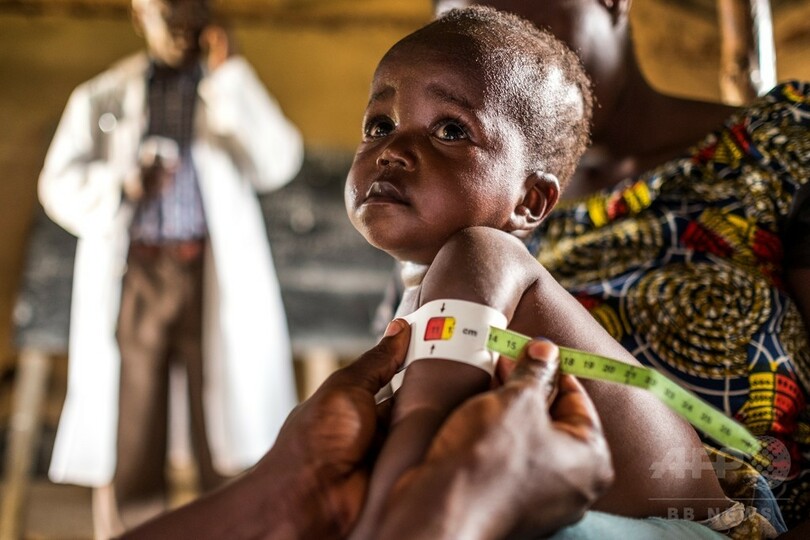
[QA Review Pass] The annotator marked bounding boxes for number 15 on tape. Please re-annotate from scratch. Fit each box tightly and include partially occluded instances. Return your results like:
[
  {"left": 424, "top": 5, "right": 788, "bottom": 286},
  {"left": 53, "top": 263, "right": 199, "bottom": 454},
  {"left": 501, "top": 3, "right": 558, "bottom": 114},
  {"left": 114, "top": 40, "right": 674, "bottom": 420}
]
[{"left": 486, "top": 327, "right": 761, "bottom": 457}]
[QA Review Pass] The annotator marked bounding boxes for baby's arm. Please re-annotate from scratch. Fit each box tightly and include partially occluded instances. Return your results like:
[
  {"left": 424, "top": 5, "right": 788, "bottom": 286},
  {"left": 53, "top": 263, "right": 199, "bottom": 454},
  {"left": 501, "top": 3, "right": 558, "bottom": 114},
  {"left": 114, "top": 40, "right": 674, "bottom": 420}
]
[
  {"left": 508, "top": 264, "right": 729, "bottom": 518},
  {"left": 350, "top": 227, "right": 538, "bottom": 539}
]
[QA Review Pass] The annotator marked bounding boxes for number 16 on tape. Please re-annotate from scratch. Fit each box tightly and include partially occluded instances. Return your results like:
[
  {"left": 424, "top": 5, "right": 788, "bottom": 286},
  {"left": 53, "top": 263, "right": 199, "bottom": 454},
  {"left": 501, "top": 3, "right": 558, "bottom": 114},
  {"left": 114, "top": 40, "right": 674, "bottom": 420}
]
[{"left": 486, "top": 327, "right": 761, "bottom": 457}]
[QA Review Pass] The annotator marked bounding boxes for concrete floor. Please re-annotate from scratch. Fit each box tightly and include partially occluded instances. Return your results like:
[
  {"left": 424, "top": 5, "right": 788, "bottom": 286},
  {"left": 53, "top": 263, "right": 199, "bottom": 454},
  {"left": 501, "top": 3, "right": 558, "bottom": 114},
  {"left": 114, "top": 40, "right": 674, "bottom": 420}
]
[
  {"left": 0, "top": 452, "right": 201, "bottom": 539},
  {"left": 0, "top": 354, "right": 81, "bottom": 540},
  {"left": 0, "top": 481, "right": 94, "bottom": 540},
  {"left": 0, "top": 352, "right": 209, "bottom": 540},
  {"left": 1, "top": 468, "right": 201, "bottom": 540}
]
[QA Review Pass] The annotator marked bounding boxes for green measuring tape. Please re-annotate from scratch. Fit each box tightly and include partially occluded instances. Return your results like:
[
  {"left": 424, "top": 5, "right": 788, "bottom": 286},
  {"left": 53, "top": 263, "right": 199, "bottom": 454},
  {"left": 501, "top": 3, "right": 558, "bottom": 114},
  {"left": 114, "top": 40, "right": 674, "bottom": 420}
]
[{"left": 486, "top": 326, "right": 762, "bottom": 457}]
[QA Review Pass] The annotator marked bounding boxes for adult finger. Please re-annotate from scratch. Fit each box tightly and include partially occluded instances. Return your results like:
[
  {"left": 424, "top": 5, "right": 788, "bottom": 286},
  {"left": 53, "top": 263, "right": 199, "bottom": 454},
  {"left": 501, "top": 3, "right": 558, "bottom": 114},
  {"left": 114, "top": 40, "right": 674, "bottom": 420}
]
[
  {"left": 549, "top": 373, "right": 604, "bottom": 441},
  {"left": 328, "top": 319, "right": 411, "bottom": 394},
  {"left": 505, "top": 338, "right": 560, "bottom": 401}
]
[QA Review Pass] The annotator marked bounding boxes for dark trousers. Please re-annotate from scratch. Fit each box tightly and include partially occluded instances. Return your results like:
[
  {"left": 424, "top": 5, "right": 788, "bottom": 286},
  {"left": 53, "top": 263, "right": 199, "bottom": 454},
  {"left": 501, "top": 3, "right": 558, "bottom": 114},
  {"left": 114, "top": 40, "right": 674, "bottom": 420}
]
[{"left": 113, "top": 241, "right": 224, "bottom": 505}]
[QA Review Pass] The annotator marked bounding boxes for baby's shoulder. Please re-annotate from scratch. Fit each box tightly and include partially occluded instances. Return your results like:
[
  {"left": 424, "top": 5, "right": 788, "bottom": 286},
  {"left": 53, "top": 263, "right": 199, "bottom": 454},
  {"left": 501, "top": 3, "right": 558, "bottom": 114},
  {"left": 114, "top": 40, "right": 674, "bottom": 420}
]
[
  {"left": 421, "top": 227, "right": 542, "bottom": 314},
  {"left": 435, "top": 226, "right": 536, "bottom": 265}
]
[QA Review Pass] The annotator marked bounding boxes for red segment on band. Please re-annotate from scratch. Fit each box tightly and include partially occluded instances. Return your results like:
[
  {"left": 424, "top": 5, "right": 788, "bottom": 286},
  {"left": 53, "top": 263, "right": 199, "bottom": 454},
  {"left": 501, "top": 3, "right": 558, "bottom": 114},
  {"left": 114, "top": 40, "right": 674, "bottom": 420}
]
[{"left": 424, "top": 317, "right": 454, "bottom": 341}]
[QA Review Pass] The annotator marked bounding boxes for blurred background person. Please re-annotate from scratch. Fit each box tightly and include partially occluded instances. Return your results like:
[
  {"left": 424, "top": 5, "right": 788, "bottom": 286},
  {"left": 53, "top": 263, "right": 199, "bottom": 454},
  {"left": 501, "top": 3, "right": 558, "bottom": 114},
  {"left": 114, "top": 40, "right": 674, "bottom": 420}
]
[{"left": 37, "top": 0, "right": 303, "bottom": 535}]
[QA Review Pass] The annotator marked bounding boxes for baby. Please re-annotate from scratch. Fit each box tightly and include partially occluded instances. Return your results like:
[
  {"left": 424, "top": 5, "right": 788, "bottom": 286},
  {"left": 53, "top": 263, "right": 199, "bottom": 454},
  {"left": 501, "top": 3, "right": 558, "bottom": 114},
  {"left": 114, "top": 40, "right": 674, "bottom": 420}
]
[{"left": 345, "top": 7, "right": 728, "bottom": 538}]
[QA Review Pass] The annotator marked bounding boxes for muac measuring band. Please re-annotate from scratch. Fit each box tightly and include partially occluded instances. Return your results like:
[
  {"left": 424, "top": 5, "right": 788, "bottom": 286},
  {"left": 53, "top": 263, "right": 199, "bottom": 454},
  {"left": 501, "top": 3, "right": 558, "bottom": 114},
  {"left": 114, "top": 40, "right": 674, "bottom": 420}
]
[
  {"left": 396, "top": 299, "right": 761, "bottom": 457},
  {"left": 486, "top": 326, "right": 761, "bottom": 457}
]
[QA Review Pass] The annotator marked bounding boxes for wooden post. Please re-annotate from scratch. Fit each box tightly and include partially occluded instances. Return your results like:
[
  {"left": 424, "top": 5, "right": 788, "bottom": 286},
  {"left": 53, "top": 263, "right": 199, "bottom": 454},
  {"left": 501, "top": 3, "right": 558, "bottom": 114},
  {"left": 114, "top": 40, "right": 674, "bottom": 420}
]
[
  {"left": 717, "top": 0, "right": 777, "bottom": 104},
  {"left": 0, "top": 348, "right": 51, "bottom": 540}
]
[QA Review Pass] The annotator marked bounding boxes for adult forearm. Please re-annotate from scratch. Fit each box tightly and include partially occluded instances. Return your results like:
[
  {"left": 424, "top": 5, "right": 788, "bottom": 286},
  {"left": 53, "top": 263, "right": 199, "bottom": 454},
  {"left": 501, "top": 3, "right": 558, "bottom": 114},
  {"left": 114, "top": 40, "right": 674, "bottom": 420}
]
[
  {"left": 120, "top": 448, "right": 320, "bottom": 540},
  {"left": 375, "top": 459, "right": 505, "bottom": 540}
]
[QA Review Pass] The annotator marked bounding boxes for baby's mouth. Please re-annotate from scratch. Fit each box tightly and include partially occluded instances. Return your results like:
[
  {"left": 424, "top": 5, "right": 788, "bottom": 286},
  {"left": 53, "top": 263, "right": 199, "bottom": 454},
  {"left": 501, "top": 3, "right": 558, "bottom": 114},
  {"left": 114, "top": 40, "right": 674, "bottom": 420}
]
[{"left": 365, "top": 181, "right": 408, "bottom": 204}]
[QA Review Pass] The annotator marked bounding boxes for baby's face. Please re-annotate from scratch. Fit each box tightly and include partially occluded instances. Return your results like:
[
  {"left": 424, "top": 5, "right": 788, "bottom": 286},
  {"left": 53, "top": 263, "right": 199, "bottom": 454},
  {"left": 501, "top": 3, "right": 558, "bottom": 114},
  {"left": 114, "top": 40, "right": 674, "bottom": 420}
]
[{"left": 345, "top": 39, "right": 529, "bottom": 265}]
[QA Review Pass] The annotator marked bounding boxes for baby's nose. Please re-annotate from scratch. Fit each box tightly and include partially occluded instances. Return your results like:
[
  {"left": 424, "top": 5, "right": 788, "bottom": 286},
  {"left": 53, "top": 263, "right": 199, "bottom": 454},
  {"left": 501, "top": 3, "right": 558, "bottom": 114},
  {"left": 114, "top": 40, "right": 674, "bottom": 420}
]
[{"left": 376, "top": 139, "right": 415, "bottom": 170}]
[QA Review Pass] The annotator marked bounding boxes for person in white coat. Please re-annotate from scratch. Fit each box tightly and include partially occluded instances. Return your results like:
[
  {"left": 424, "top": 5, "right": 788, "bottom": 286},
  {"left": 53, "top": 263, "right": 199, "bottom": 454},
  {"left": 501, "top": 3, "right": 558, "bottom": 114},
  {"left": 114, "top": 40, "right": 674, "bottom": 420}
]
[{"left": 38, "top": 0, "right": 303, "bottom": 533}]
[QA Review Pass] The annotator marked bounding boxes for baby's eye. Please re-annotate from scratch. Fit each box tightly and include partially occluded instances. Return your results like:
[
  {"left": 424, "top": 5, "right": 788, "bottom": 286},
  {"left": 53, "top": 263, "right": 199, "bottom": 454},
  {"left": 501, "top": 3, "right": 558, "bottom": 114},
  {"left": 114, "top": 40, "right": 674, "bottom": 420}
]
[
  {"left": 363, "top": 116, "right": 395, "bottom": 139},
  {"left": 434, "top": 120, "right": 469, "bottom": 141}
]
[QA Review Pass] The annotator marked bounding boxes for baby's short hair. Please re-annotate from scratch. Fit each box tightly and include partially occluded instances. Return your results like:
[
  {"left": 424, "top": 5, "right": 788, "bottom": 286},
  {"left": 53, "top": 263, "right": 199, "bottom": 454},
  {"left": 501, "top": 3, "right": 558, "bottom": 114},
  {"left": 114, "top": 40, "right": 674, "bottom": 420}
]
[{"left": 393, "top": 6, "right": 593, "bottom": 187}]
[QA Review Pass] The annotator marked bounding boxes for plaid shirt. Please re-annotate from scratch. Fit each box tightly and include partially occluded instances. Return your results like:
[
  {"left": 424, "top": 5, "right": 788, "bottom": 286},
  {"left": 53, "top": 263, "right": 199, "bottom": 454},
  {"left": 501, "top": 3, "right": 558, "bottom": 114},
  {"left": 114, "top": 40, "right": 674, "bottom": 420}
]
[{"left": 129, "top": 60, "right": 208, "bottom": 243}]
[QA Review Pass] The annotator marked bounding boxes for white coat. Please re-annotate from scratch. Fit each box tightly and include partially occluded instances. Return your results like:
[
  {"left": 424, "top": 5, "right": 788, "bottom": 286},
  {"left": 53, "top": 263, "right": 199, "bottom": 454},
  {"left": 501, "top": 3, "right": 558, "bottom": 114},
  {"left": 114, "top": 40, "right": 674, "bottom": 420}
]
[{"left": 39, "top": 53, "right": 303, "bottom": 486}]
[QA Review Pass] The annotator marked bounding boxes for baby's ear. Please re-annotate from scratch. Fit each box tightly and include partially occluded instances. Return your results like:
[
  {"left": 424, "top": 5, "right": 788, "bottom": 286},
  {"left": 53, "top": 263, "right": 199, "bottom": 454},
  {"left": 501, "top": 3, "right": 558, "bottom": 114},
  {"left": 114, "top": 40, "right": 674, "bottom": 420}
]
[{"left": 508, "top": 172, "right": 559, "bottom": 238}]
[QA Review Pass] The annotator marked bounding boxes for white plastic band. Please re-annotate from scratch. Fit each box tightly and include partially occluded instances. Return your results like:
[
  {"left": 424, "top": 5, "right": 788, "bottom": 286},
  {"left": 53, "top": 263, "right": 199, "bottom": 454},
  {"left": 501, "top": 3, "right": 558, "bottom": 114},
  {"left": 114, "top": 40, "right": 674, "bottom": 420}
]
[{"left": 387, "top": 299, "right": 507, "bottom": 392}]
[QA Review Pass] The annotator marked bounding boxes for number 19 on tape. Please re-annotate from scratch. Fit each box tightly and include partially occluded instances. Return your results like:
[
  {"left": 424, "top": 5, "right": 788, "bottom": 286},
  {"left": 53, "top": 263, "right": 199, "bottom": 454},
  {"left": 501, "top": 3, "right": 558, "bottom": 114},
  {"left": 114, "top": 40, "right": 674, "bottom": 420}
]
[{"left": 486, "top": 327, "right": 761, "bottom": 457}]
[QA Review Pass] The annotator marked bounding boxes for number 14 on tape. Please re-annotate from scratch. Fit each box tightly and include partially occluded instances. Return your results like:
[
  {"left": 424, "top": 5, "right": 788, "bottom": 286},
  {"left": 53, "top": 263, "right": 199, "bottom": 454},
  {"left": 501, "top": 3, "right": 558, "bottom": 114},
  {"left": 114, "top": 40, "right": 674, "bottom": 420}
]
[{"left": 486, "top": 326, "right": 761, "bottom": 457}]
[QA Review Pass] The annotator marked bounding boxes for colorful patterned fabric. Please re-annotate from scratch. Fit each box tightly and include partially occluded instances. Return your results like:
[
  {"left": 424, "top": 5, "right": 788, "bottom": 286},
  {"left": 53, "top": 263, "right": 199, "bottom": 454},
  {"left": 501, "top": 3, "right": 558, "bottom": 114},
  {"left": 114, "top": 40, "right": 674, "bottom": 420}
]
[{"left": 528, "top": 82, "right": 810, "bottom": 527}]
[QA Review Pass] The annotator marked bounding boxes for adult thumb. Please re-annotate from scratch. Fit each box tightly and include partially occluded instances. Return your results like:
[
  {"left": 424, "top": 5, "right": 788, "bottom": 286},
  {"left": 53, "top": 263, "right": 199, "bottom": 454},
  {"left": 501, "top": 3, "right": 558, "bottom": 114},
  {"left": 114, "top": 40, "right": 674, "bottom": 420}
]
[
  {"left": 336, "top": 319, "right": 411, "bottom": 394},
  {"left": 507, "top": 338, "right": 560, "bottom": 400}
]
